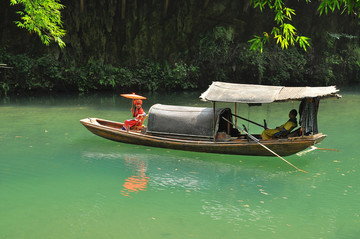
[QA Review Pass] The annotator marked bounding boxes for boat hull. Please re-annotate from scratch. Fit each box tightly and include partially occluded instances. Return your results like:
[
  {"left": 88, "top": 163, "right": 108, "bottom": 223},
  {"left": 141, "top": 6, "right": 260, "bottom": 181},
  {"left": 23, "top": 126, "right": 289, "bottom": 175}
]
[{"left": 80, "top": 118, "right": 326, "bottom": 157}]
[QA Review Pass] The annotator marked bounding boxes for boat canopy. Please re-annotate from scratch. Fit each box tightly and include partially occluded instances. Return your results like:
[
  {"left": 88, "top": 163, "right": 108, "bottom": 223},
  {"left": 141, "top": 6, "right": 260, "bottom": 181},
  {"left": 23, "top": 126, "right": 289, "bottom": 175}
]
[
  {"left": 200, "top": 82, "right": 341, "bottom": 103},
  {"left": 147, "top": 104, "right": 232, "bottom": 139}
]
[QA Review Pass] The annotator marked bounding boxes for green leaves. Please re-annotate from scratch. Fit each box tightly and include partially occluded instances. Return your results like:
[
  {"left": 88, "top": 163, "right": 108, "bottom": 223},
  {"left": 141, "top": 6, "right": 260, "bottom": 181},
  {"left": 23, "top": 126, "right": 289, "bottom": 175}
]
[
  {"left": 318, "top": 0, "right": 341, "bottom": 15},
  {"left": 10, "top": 0, "right": 66, "bottom": 48},
  {"left": 250, "top": 0, "right": 309, "bottom": 52},
  {"left": 297, "top": 36, "right": 311, "bottom": 51},
  {"left": 317, "top": 0, "right": 360, "bottom": 16},
  {"left": 249, "top": 33, "right": 269, "bottom": 53},
  {"left": 250, "top": 0, "right": 360, "bottom": 52}
]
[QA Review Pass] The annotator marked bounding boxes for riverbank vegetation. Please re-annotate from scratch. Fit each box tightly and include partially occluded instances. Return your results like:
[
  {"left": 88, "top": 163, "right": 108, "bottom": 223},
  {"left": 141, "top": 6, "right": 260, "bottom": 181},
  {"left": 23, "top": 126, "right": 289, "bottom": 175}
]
[
  {"left": 1, "top": 26, "right": 360, "bottom": 96},
  {"left": 0, "top": 49, "right": 199, "bottom": 96},
  {"left": 1, "top": 1, "right": 360, "bottom": 96}
]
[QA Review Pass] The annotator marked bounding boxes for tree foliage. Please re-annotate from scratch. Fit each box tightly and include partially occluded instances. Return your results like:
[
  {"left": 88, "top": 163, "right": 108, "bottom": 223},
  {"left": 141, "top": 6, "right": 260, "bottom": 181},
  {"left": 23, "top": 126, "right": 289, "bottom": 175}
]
[
  {"left": 1, "top": 25, "right": 359, "bottom": 96},
  {"left": 7, "top": 0, "right": 360, "bottom": 52},
  {"left": 10, "top": 0, "right": 66, "bottom": 48},
  {"left": 249, "top": 0, "right": 360, "bottom": 52}
]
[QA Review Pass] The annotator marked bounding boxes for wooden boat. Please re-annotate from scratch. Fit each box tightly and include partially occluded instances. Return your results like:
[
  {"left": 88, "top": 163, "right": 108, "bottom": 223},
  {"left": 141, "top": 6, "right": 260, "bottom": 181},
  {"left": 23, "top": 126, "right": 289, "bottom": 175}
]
[
  {"left": 80, "top": 82, "right": 341, "bottom": 157},
  {"left": 80, "top": 117, "right": 327, "bottom": 156}
]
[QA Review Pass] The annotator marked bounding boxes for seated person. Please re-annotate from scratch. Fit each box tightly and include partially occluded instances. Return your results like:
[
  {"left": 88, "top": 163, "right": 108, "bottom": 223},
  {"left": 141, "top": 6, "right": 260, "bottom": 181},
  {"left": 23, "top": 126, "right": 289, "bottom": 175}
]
[
  {"left": 122, "top": 99, "right": 146, "bottom": 130},
  {"left": 260, "top": 109, "right": 297, "bottom": 140}
]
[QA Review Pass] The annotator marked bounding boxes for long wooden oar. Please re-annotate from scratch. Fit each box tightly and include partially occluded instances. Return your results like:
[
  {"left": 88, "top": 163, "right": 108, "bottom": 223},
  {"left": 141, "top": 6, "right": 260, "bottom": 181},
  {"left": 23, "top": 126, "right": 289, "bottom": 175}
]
[
  {"left": 314, "top": 147, "right": 339, "bottom": 151},
  {"left": 222, "top": 117, "right": 308, "bottom": 173}
]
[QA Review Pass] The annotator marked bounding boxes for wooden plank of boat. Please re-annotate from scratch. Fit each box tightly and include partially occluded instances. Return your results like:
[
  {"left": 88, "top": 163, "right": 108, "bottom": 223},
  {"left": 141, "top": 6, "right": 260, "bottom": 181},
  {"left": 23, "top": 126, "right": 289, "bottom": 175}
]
[{"left": 80, "top": 118, "right": 326, "bottom": 157}]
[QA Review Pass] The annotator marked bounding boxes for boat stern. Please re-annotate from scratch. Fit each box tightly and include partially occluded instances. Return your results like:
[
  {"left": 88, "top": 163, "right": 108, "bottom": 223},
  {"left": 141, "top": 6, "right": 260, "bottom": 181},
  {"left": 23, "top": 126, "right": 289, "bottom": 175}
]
[{"left": 314, "top": 133, "right": 327, "bottom": 145}]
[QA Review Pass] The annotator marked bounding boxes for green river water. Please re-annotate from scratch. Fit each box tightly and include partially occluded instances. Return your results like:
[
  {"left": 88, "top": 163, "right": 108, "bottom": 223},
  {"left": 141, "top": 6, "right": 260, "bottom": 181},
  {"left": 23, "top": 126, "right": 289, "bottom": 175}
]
[{"left": 0, "top": 89, "right": 359, "bottom": 239}]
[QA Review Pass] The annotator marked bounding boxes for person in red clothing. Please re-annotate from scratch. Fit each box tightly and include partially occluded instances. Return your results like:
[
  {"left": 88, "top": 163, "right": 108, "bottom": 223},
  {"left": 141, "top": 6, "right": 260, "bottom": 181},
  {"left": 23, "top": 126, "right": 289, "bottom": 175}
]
[{"left": 122, "top": 99, "right": 146, "bottom": 131}]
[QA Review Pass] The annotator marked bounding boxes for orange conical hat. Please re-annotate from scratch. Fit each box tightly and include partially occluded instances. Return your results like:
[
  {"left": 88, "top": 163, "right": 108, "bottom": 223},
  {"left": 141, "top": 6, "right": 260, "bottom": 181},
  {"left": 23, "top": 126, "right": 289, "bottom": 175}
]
[{"left": 120, "top": 93, "right": 146, "bottom": 100}]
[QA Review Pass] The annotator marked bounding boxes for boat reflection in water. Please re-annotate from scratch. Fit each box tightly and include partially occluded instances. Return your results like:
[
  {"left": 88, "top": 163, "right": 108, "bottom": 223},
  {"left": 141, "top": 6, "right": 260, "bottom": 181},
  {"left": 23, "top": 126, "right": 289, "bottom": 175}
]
[
  {"left": 80, "top": 150, "right": 290, "bottom": 230},
  {"left": 121, "top": 157, "right": 150, "bottom": 197}
]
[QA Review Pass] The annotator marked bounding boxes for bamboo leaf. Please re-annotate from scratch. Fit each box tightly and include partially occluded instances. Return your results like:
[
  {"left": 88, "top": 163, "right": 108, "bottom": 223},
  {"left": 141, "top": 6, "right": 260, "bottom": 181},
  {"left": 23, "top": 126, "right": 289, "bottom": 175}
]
[
  {"left": 11, "top": 0, "right": 66, "bottom": 48},
  {"left": 275, "top": 11, "right": 284, "bottom": 23},
  {"left": 318, "top": 2, "right": 325, "bottom": 15},
  {"left": 248, "top": 35, "right": 264, "bottom": 53}
]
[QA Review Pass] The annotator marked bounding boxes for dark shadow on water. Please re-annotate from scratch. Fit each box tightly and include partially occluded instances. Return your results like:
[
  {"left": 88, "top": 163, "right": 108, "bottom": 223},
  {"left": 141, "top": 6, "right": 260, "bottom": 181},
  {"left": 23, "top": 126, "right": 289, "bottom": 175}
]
[{"left": 0, "top": 91, "right": 204, "bottom": 107}]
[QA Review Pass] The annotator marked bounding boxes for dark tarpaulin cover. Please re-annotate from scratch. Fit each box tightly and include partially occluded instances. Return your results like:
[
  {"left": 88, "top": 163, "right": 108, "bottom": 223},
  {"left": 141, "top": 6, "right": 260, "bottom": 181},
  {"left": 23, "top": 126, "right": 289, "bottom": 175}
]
[{"left": 146, "top": 104, "right": 231, "bottom": 138}]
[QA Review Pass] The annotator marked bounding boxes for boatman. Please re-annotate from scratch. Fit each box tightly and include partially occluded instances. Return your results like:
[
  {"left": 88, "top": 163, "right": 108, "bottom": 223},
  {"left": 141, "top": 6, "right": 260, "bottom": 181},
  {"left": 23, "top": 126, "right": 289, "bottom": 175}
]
[
  {"left": 122, "top": 99, "right": 146, "bottom": 131},
  {"left": 260, "top": 109, "right": 298, "bottom": 140}
]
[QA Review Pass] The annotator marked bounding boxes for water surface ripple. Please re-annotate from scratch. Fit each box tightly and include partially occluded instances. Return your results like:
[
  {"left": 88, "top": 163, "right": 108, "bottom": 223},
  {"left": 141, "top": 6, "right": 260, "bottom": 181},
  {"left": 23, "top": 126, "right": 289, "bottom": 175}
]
[{"left": 0, "top": 91, "right": 359, "bottom": 239}]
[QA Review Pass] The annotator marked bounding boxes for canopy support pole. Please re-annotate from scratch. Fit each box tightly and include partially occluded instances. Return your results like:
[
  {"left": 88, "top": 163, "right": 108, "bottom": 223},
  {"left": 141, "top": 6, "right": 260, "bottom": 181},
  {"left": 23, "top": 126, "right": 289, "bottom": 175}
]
[
  {"left": 234, "top": 103, "right": 237, "bottom": 127},
  {"left": 213, "top": 102, "right": 216, "bottom": 142}
]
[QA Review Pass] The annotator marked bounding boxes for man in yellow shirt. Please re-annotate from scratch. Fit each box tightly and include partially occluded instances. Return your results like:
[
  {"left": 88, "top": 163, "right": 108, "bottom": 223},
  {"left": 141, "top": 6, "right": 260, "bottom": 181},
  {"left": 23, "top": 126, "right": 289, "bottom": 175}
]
[{"left": 261, "top": 109, "right": 298, "bottom": 140}]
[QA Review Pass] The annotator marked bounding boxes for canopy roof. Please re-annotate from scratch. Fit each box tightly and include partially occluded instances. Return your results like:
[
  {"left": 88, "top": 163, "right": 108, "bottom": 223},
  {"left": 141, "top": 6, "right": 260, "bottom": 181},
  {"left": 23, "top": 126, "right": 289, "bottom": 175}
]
[
  {"left": 147, "top": 104, "right": 231, "bottom": 139},
  {"left": 200, "top": 82, "right": 341, "bottom": 104}
]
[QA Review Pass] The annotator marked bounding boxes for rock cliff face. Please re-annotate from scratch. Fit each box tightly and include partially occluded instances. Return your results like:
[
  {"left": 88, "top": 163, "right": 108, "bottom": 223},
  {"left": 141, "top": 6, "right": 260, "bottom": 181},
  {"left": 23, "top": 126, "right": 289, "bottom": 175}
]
[
  {"left": 58, "top": 0, "right": 262, "bottom": 65},
  {"left": 1, "top": 0, "right": 359, "bottom": 66}
]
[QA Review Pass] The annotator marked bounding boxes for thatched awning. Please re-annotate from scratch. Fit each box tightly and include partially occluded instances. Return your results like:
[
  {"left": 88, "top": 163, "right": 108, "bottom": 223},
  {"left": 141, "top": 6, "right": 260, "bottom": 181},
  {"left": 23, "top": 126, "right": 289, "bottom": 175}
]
[{"left": 200, "top": 82, "right": 341, "bottom": 104}]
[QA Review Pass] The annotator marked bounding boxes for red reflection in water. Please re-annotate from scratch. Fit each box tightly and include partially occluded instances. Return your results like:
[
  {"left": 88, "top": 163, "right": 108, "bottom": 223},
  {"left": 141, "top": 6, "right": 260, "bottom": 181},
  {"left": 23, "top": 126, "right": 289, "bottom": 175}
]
[{"left": 121, "top": 158, "right": 150, "bottom": 197}]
